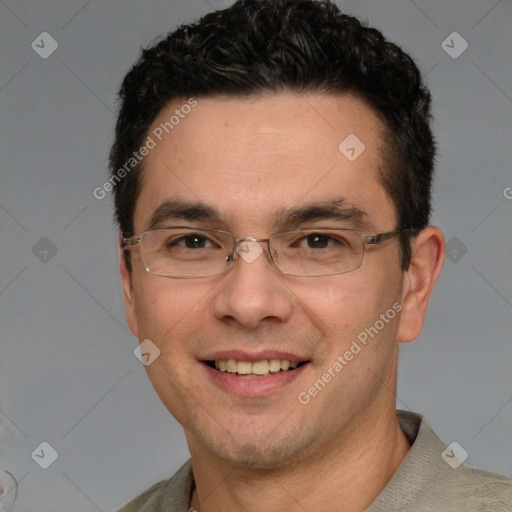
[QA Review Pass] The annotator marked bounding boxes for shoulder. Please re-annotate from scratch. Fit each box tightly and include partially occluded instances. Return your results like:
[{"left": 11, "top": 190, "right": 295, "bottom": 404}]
[
  {"left": 475, "top": 469, "right": 512, "bottom": 509},
  {"left": 117, "top": 459, "right": 194, "bottom": 512},
  {"left": 368, "top": 411, "right": 512, "bottom": 511},
  {"left": 416, "top": 462, "right": 512, "bottom": 511}
]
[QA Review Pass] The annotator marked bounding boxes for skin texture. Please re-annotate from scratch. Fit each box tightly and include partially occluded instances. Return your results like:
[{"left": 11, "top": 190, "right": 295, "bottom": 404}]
[{"left": 120, "top": 92, "right": 445, "bottom": 511}]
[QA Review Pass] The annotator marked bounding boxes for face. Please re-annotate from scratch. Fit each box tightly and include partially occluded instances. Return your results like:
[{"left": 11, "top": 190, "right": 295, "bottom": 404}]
[{"left": 121, "top": 93, "right": 409, "bottom": 468}]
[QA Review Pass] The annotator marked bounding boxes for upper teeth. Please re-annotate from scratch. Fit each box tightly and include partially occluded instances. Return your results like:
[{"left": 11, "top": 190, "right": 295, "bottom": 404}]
[{"left": 215, "top": 359, "right": 298, "bottom": 375}]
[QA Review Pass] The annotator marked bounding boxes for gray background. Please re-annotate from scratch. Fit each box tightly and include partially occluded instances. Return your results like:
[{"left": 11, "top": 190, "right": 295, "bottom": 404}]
[{"left": 0, "top": 0, "right": 511, "bottom": 510}]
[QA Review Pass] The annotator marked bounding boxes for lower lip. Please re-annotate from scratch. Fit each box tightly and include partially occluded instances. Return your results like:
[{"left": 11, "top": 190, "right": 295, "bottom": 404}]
[{"left": 203, "top": 363, "right": 309, "bottom": 397}]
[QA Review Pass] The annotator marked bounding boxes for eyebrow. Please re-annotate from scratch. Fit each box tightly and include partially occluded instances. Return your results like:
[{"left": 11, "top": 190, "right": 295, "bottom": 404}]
[
  {"left": 145, "top": 198, "right": 371, "bottom": 232},
  {"left": 273, "top": 199, "right": 370, "bottom": 230},
  {"left": 146, "top": 199, "right": 225, "bottom": 230}
]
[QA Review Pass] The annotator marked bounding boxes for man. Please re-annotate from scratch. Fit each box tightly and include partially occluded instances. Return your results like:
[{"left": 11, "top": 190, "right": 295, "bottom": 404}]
[{"left": 111, "top": 1, "right": 512, "bottom": 510}]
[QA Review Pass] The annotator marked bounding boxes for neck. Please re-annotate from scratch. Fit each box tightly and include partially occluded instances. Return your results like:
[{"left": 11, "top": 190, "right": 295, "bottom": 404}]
[{"left": 189, "top": 406, "right": 410, "bottom": 512}]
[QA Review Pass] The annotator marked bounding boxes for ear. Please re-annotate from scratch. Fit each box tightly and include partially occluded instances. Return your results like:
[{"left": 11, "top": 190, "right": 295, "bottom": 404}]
[
  {"left": 397, "top": 226, "right": 445, "bottom": 344},
  {"left": 119, "top": 234, "right": 139, "bottom": 337}
]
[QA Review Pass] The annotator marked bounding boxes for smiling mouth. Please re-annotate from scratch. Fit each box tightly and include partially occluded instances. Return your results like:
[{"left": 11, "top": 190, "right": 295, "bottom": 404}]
[{"left": 204, "top": 359, "right": 310, "bottom": 378}]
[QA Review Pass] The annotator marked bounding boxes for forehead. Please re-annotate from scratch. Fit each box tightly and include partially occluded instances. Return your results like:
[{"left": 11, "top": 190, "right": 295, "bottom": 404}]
[{"left": 133, "top": 93, "right": 396, "bottom": 233}]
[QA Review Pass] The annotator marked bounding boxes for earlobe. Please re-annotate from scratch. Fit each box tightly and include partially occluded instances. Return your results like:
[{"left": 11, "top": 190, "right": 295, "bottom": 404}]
[
  {"left": 119, "top": 235, "right": 139, "bottom": 337},
  {"left": 397, "top": 226, "right": 445, "bottom": 344}
]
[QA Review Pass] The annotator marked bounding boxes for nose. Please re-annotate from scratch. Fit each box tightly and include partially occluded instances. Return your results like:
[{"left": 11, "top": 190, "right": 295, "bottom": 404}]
[{"left": 212, "top": 239, "right": 294, "bottom": 330}]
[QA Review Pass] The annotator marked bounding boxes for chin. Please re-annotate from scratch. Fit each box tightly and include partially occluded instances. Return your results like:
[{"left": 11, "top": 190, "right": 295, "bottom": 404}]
[{"left": 196, "top": 424, "right": 316, "bottom": 471}]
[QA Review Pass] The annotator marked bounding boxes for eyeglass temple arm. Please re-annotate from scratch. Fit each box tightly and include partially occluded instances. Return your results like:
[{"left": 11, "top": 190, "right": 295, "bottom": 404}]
[
  {"left": 363, "top": 229, "right": 408, "bottom": 245},
  {"left": 122, "top": 237, "right": 140, "bottom": 248}
]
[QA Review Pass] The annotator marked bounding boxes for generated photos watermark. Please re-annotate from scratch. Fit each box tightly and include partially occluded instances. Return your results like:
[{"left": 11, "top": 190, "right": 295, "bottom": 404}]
[
  {"left": 93, "top": 98, "right": 198, "bottom": 200},
  {"left": 298, "top": 302, "right": 402, "bottom": 405}
]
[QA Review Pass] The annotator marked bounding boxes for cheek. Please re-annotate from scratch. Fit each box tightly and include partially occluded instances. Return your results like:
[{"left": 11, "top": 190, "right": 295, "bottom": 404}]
[
  {"left": 132, "top": 280, "right": 210, "bottom": 418},
  {"left": 305, "top": 271, "right": 402, "bottom": 342},
  {"left": 131, "top": 276, "right": 209, "bottom": 353},
  {"left": 286, "top": 278, "right": 365, "bottom": 356}
]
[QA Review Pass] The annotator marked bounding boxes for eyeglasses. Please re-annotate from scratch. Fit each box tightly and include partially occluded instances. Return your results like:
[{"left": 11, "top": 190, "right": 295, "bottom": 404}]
[{"left": 122, "top": 226, "right": 406, "bottom": 278}]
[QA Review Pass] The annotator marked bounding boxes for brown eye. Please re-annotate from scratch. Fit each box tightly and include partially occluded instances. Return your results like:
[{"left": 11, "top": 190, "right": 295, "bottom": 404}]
[
  {"left": 306, "top": 233, "right": 330, "bottom": 249},
  {"left": 182, "top": 235, "right": 208, "bottom": 249}
]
